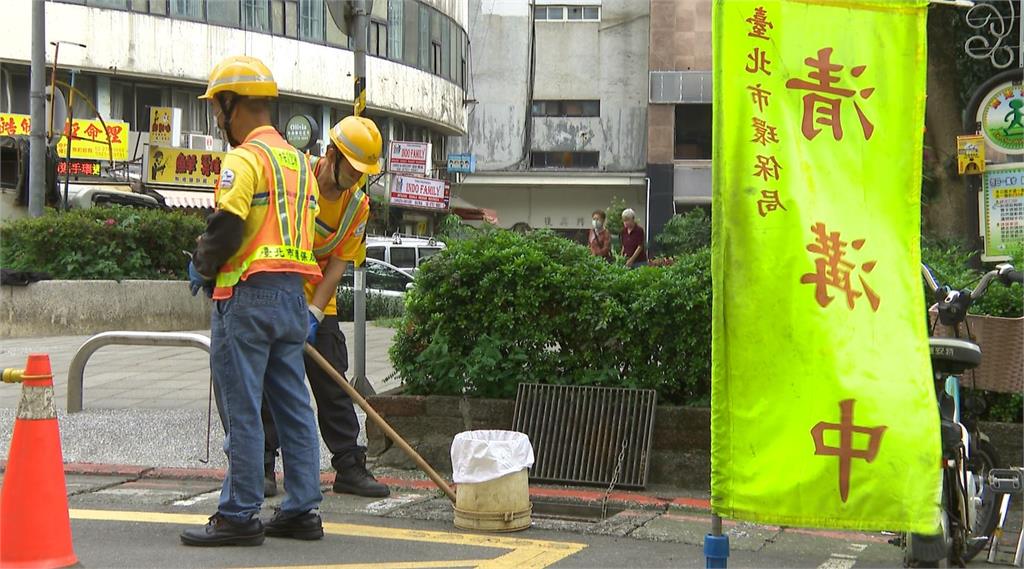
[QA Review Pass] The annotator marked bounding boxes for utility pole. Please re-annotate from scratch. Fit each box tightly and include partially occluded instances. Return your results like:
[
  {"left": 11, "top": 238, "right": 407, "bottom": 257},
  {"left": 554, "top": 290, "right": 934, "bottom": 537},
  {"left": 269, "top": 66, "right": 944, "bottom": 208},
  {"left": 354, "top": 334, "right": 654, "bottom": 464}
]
[
  {"left": 351, "top": 0, "right": 370, "bottom": 391},
  {"left": 28, "top": 0, "right": 46, "bottom": 217}
]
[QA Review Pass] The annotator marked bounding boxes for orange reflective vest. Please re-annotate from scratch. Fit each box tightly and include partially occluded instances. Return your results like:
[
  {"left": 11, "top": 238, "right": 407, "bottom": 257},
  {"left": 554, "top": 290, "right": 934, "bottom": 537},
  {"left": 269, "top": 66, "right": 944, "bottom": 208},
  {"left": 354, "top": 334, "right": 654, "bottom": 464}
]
[{"left": 213, "top": 130, "right": 321, "bottom": 300}]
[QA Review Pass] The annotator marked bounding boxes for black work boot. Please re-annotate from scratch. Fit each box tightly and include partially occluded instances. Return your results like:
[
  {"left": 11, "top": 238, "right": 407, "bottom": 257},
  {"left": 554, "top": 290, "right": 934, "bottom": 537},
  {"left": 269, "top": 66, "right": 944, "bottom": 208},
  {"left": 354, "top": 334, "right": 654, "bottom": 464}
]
[
  {"left": 264, "top": 508, "right": 324, "bottom": 540},
  {"left": 180, "top": 513, "right": 264, "bottom": 547},
  {"left": 332, "top": 452, "right": 390, "bottom": 498}
]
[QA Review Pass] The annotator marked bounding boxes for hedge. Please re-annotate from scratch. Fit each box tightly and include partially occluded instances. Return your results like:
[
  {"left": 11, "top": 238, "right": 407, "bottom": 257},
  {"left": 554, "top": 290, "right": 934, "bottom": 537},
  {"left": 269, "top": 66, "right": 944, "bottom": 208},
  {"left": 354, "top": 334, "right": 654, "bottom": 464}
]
[
  {"left": 1, "top": 206, "right": 204, "bottom": 280},
  {"left": 391, "top": 230, "right": 1022, "bottom": 420}
]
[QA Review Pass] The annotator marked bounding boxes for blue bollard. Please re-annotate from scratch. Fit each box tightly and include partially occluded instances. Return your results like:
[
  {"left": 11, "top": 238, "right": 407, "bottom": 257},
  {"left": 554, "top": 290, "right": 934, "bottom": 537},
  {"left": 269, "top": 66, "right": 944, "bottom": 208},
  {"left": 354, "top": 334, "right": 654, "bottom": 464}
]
[{"left": 704, "top": 532, "right": 729, "bottom": 568}]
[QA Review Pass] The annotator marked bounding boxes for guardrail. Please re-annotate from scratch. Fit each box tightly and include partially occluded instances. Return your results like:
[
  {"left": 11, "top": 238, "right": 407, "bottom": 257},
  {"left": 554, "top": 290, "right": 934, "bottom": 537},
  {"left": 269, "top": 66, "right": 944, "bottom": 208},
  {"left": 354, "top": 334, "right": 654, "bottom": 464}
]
[{"left": 67, "top": 331, "right": 210, "bottom": 413}]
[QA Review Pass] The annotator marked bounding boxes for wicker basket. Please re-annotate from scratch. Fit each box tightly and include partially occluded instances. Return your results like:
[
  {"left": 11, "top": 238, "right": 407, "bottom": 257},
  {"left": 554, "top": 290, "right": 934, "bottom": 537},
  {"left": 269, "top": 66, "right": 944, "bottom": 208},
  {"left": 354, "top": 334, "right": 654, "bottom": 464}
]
[{"left": 929, "top": 308, "right": 1024, "bottom": 394}]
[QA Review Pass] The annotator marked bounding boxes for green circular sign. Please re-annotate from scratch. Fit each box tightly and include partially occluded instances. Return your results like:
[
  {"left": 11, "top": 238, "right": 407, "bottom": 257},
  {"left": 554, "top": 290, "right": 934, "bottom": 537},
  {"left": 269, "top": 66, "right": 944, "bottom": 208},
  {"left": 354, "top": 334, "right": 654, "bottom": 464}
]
[
  {"left": 978, "top": 80, "right": 1024, "bottom": 155},
  {"left": 285, "top": 114, "right": 317, "bottom": 150}
]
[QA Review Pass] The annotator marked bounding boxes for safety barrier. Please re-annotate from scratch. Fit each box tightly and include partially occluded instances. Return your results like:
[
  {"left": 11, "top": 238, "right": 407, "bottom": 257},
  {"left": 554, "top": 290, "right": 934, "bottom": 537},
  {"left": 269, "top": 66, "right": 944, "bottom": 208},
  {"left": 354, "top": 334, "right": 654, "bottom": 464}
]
[{"left": 67, "top": 331, "right": 210, "bottom": 413}]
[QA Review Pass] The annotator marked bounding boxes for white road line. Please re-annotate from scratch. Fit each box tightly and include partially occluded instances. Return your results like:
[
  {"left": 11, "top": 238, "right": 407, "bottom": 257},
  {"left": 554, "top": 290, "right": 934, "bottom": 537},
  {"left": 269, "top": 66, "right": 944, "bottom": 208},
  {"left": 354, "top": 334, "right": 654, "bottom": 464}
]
[{"left": 817, "top": 556, "right": 857, "bottom": 569}]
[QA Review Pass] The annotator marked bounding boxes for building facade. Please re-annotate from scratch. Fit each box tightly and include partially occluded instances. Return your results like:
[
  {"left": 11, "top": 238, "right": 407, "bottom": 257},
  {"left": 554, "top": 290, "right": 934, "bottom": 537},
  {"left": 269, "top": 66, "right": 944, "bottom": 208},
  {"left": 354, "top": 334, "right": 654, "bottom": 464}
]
[
  {"left": 451, "top": 0, "right": 649, "bottom": 241},
  {"left": 0, "top": 0, "right": 468, "bottom": 234},
  {"left": 647, "top": 0, "right": 713, "bottom": 236}
]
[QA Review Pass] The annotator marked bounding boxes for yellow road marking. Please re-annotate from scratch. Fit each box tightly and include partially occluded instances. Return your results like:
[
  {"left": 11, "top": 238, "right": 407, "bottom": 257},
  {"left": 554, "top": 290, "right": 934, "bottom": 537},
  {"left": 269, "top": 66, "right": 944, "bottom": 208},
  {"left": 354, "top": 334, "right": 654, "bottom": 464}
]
[
  {"left": 69, "top": 509, "right": 586, "bottom": 569},
  {"left": 257, "top": 562, "right": 487, "bottom": 569}
]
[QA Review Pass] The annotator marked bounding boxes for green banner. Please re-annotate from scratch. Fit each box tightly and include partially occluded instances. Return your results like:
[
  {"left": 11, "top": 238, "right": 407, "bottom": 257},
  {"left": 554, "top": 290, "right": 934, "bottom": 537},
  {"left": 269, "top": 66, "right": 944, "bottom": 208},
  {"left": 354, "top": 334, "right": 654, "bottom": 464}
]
[{"left": 711, "top": 0, "right": 941, "bottom": 532}]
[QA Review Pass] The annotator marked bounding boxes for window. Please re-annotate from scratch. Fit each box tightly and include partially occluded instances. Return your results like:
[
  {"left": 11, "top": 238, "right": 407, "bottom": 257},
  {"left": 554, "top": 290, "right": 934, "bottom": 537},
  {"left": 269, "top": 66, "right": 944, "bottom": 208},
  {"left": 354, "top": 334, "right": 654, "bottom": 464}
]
[
  {"left": 243, "top": 0, "right": 271, "bottom": 33},
  {"left": 418, "top": 4, "right": 430, "bottom": 72},
  {"left": 298, "top": 0, "right": 323, "bottom": 41},
  {"left": 208, "top": 0, "right": 241, "bottom": 27},
  {"left": 369, "top": 20, "right": 388, "bottom": 58},
  {"left": 149, "top": 0, "right": 167, "bottom": 15},
  {"left": 431, "top": 41, "right": 442, "bottom": 75},
  {"left": 675, "top": 104, "right": 712, "bottom": 160},
  {"left": 169, "top": 0, "right": 201, "bottom": 19},
  {"left": 536, "top": 5, "right": 600, "bottom": 21},
  {"left": 531, "top": 100, "right": 601, "bottom": 118},
  {"left": 87, "top": 0, "right": 128, "bottom": 8},
  {"left": 366, "top": 262, "right": 412, "bottom": 293},
  {"left": 172, "top": 88, "right": 209, "bottom": 134},
  {"left": 402, "top": 0, "right": 418, "bottom": 66},
  {"left": 388, "top": 0, "right": 403, "bottom": 60},
  {"left": 389, "top": 247, "right": 416, "bottom": 270},
  {"left": 530, "top": 151, "right": 599, "bottom": 169},
  {"left": 418, "top": 248, "right": 442, "bottom": 263},
  {"left": 134, "top": 85, "right": 164, "bottom": 132},
  {"left": 366, "top": 247, "right": 385, "bottom": 261},
  {"left": 271, "top": 0, "right": 284, "bottom": 34},
  {"left": 130, "top": 0, "right": 148, "bottom": 11}
]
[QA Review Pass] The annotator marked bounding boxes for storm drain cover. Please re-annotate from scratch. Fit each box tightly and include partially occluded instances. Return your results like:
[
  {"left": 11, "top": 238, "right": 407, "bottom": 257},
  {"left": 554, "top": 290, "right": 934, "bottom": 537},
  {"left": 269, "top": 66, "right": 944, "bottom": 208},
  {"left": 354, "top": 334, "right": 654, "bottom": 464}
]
[{"left": 511, "top": 383, "right": 657, "bottom": 489}]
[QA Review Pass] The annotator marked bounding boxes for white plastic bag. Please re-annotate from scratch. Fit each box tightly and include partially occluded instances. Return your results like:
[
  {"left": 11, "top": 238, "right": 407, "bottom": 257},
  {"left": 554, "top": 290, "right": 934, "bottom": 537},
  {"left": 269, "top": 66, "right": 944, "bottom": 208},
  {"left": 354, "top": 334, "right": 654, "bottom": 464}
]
[{"left": 450, "top": 430, "right": 535, "bottom": 484}]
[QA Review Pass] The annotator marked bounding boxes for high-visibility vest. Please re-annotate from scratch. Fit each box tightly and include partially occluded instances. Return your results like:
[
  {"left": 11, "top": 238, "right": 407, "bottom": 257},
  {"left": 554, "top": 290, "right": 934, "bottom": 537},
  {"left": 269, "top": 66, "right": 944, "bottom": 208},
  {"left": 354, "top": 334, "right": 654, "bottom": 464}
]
[
  {"left": 213, "top": 130, "right": 321, "bottom": 300},
  {"left": 308, "top": 155, "right": 368, "bottom": 261}
]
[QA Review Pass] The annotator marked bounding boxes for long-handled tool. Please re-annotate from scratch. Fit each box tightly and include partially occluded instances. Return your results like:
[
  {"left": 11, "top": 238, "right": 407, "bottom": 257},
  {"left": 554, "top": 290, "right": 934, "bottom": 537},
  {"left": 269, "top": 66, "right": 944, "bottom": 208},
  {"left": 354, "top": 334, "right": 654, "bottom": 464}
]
[{"left": 303, "top": 343, "right": 457, "bottom": 503}]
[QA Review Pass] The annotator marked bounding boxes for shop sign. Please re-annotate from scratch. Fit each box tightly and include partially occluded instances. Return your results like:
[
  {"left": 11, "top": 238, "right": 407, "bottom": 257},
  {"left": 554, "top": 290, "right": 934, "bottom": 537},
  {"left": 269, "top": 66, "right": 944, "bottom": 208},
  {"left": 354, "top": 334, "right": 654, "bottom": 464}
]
[
  {"left": 957, "top": 134, "right": 985, "bottom": 175},
  {"left": 285, "top": 114, "right": 318, "bottom": 150},
  {"left": 57, "top": 160, "right": 101, "bottom": 177},
  {"left": 977, "top": 79, "right": 1024, "bottom": 154},
  {"left": 390, "top": 174, "right": 449, "bottom": 211},
  {"left": 147, "top": 146, "right": 225, "bottom": 188},
  {"left": 0, "top": 113, "right": 129, "bottom": 161},
  {"left": 447, "top": 153, "right": 476, "bottom": 173},
  {"left": 149, "top": 107, "right": 181, "bottom": 147},
  {"left": 388, "top": 141, "right": 431, "bottom": 175},
  {"left": 981, "top": 163, "right": 1024, "bottom": 261}
]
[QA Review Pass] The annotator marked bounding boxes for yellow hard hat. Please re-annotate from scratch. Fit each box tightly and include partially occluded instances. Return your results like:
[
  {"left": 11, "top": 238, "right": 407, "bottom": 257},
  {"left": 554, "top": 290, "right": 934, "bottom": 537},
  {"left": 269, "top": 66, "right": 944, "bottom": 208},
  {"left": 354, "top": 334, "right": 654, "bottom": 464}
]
[
  {"left": 328, "top": 116, "right": 383, "bottom": 175},
  {"left": 199, "top": 55, "right": 278, "bottom": 100}
]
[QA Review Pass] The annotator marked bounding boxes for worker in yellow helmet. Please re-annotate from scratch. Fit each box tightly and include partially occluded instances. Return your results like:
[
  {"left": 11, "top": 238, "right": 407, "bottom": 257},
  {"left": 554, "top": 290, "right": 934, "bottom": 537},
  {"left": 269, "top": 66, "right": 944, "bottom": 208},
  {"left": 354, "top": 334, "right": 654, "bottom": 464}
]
[
  {"left": 260, "top": 116, "right": 388, "bottom": 499},
  {"left": 181, "top": 55, "right": 324, "bottom": 546}
]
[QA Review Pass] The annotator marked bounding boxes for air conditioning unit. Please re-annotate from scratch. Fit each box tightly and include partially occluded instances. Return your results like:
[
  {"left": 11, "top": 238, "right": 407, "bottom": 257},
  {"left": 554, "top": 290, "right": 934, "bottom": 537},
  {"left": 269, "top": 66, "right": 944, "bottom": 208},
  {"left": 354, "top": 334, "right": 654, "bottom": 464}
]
[{"left": 188, "top": 134, "right": 214, "bottom": 151}]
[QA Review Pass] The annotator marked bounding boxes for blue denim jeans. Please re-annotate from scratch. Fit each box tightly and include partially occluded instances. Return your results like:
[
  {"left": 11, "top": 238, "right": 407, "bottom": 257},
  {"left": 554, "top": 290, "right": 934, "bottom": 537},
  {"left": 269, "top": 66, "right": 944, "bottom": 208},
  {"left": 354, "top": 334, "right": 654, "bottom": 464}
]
[{"left": 211, "top": 272, "right": 322, "bottom": 522}]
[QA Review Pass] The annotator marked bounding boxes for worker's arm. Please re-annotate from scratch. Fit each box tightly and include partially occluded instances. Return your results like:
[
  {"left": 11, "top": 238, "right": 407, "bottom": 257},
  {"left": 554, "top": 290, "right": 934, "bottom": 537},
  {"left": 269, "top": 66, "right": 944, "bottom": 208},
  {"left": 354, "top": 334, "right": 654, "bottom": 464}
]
[
  {"left": 192, "top": 152, "right": 257, "bottom": 278},
  {"left": 309, "top": 256, "right": 349, "bottom": 317}
]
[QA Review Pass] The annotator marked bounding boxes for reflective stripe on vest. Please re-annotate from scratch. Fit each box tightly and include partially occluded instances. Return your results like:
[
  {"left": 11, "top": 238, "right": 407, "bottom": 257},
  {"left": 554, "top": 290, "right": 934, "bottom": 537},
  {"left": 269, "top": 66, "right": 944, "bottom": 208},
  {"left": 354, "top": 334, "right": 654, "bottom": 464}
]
[
  {"left": 213, "top": 134, "right": 320, "bottom": 298},
  {"left": 313, "top": 188, "right": 366, "bottom": 258}
]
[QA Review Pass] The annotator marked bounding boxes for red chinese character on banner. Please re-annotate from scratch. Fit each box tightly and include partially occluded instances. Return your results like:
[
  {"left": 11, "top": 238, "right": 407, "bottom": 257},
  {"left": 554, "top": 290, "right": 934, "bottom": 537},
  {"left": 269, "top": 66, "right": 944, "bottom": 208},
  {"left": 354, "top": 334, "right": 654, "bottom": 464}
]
[
  {"left": 748, "top": 84, "right": 772, "bottom": 113},
  {"left": 1, "top": 117, "right": 16, "bottom": 136},
  {"left": 751, "top": 117, "right": 779, "bottom": 145},
  {"left": 745, "top": 47, "right": 772, "bottom": 76},
  {"left": 91, "top": 163, "right": 101, "bottom": 176},
  {"left": 83, "top": 123, "right": 102, "bottom": 142},
  {"left": 757, "top": 190, "right": 787, "bottom": 217},
  {"left": 753, "top": 155, "right": 783, "bottom": 181},
  {"left": 785, "top": 48, "right": 876, "bottom": 141},
  {"left": 105, "top": 125, "right": 123, "bottom": 143},
  {"left": 746, "top": 6, "right": 773, "bottom": 40},
  {"left": 800, "top": 222, "right": 880, "bottom": 311},
  {"left": 57, "top": 161, "right": 67, "bottom": 175},
  {"left": 19, "top": 118, "right": 30, "bottom": 134}
]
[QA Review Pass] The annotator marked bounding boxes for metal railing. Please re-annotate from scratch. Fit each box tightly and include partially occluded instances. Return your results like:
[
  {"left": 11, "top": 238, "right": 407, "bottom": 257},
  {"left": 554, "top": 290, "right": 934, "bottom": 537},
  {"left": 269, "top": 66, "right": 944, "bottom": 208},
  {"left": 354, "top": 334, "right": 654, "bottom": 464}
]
[{"left": 67, "top": 331, "right": 210, "bottom": 413}]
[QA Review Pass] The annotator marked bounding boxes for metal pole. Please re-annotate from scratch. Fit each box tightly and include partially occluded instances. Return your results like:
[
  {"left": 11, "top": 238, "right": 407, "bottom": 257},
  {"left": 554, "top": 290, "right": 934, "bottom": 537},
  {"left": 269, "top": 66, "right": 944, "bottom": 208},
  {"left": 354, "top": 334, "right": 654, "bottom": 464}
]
[
  {"left": 352, "top": 0, "right": 369, "bottom": 386},
  {"left": 28, "top": 0, "right": 46, "bottom": 218},
  {"left": 704, "top": 513, "right": 729, "bottom": 568},
  {"left": 62, "top": 70, "right": 76, "bottom": 211}
]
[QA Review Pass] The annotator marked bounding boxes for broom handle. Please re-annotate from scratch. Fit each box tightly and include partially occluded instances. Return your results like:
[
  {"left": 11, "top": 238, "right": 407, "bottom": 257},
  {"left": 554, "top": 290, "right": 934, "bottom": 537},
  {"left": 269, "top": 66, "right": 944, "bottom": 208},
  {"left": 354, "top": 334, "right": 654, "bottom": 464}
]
[{"left": 304, "top": 343, "right": 458, "bottom": 503}]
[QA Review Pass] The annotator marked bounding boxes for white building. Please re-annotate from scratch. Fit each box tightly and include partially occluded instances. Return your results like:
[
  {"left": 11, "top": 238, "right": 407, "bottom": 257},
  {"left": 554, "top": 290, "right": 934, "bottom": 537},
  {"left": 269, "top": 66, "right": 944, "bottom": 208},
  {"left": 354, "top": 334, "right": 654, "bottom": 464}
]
[{"left": 0, "top": 0, "right": 468, "bottom": 234}]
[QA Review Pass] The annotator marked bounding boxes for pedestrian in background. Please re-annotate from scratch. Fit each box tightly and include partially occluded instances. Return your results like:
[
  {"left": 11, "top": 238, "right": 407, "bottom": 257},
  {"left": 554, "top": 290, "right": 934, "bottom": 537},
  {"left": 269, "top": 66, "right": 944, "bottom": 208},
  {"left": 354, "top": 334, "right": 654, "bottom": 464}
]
[
  {"left": 182, "top": 55, "right": 324, "bottom": 547},
  {"left": 588, "top": 209, "right": 612, "bottom": 262},
  {"left": 620, "top": 208, "right": 647, "bottom": 269}
]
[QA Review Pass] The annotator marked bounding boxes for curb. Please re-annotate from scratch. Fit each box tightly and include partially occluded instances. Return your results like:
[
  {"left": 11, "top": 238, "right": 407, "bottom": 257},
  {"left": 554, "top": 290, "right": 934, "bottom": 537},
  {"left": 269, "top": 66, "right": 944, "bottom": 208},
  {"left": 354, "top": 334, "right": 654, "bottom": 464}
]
[{"left": 0, "top": 460, "right": 712, "bottom": 512}]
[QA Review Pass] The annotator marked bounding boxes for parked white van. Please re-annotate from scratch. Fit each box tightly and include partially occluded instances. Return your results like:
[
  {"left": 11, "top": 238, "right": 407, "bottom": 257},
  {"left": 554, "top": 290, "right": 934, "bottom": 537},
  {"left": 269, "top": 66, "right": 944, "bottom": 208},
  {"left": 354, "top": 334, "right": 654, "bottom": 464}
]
[{"left": 365, "top": 234, "right": 445, "bottom": 275}]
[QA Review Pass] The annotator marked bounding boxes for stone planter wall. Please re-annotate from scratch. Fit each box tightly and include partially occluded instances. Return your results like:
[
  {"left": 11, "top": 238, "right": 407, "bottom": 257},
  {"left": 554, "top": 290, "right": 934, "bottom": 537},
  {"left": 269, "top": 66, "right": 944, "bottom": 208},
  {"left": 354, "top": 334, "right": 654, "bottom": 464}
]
[{"left": 366, "top": 394, "right": 1023, "bottom": 490}]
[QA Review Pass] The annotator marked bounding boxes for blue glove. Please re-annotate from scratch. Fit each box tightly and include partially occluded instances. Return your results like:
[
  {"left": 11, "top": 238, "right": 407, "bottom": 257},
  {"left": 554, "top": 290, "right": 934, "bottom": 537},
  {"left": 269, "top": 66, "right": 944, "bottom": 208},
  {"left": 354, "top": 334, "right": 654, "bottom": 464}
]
[
  {"left": 306, "top": 310, "right": 320, "bottom": 344},
  {"left": 187, "top": 261, "right": 212, "bottom": 298}
]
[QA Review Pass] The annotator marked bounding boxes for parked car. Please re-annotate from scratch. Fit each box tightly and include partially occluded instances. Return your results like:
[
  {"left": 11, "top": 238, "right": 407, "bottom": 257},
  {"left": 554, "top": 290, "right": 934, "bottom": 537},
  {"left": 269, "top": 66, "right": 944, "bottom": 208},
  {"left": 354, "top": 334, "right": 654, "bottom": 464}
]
[
  {"left": 365, "top": 234, "right": 445, "bottom": 275},
  {"left": 340, "top": 258, "right": 415, "bottom": 298}
]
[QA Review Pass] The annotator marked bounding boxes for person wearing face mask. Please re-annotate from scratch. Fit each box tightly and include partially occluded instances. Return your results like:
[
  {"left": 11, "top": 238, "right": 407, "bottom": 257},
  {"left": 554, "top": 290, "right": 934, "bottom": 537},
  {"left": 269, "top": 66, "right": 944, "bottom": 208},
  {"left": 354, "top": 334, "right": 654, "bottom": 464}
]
[
  {"left": 588, "top": 209, "right": 612, "bottom": 262},
  {"left": 260, "top": 116, "right": 390, "bottom": 501},
  {"left": 182, "top": 55, "right": 324, "bottom": 546}
]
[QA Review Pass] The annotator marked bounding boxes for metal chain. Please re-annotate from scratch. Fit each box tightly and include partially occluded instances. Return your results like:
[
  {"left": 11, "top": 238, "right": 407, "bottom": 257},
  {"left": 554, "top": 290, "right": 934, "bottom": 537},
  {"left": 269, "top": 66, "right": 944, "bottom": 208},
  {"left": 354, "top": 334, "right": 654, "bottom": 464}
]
[{"left": 601, "top": 437, "right": 629, "bottom": 519}]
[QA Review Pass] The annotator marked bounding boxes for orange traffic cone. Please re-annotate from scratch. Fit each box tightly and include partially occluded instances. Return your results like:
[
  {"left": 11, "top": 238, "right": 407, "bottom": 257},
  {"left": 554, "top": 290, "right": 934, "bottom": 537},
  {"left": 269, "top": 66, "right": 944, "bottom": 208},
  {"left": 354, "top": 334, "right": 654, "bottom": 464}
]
[{"left": 0, "top": 354, "right": 78, "bottom": 569}]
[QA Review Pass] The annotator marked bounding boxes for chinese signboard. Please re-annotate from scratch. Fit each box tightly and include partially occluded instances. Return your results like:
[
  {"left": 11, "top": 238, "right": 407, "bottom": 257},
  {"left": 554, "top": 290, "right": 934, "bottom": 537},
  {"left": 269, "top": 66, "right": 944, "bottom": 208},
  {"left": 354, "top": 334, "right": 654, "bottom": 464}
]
[
  {"left": 711, "top": 1, "right": 939, "bottom": 533},
  {"left": 0, "top": 113, "right": 129, "bottom": 161},
  {"left": 57, "top": 160, "right": 101, "bottom": 177},
  {"left": 957, "top": 134, "right": 985, "bottom": 175},
  {"left": 146, "top": 146, "right": 225, "bottom": 188},
  {"left": 388, "top": 141, "right": 431, "bottom": 175},
  {"left": 982, "top": 164, "right": 1024, "bottom": 261},
  {"left": 149, "top": 107, "right": 181, "bottom": 147},
  {"left": 978, "top": 79, "right": 1024, "bottom": 155},
  {"left": 390, "top": 175, "right": 449, "bottom": 211},
  {"left": 447, "top": 153, "right": 476, "bottom": 173},
  {"left": 285, "top": 114, "right": 317, "bottom": 150}
]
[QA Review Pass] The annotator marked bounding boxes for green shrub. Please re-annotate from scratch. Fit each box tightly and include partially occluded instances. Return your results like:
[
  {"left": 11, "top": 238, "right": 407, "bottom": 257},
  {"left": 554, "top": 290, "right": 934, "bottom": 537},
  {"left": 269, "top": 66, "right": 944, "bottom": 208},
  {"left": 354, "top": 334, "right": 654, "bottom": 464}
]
[
  {"left": 390, "top": 230, "right": 711, "bottom": 403},
  {"left": 1, "top": 206, "right": 205, "bottom": 280},
  {"left": 655, "top": 209, "right": 712, "bottom": 257}
]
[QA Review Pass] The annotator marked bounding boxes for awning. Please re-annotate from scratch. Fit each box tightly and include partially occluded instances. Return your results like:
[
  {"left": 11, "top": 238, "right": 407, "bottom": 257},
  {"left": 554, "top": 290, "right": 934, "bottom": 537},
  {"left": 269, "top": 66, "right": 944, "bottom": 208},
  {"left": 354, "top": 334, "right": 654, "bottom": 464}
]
[
  {"left": 458, "top": 172, "right": 647, "bottom": 188},
  {"left": 156, "top": 189, "right": 216, "bottom": 209}
]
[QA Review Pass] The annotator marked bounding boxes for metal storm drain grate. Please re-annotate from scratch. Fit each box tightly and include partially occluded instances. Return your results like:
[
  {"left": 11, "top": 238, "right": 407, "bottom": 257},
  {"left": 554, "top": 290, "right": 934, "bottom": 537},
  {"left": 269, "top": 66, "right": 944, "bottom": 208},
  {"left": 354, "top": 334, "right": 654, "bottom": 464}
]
[{"left": 511, "top": 383, "right": 657, "bottom": 489}]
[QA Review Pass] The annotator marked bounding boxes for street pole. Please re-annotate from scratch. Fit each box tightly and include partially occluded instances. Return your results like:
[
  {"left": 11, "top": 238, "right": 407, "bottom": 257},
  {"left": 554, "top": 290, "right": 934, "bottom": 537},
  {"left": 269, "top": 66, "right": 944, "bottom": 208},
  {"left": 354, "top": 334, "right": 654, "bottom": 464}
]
[
  {"left": 28, "top": 0, "right": 46, "bottom": 217},
  {"left": 352, "top": 0, "right": 369, "bottom": 390},
  {"left": 62, "top": 70, "right": 76, "bottom": 211}
]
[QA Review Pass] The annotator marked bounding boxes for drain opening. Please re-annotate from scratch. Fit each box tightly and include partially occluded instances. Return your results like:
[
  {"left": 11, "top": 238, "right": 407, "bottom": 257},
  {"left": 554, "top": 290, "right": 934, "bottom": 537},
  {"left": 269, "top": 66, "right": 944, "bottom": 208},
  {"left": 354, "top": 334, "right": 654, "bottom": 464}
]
[{"left": 531, "top": 499, "right": 624, "bottom": 523}]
